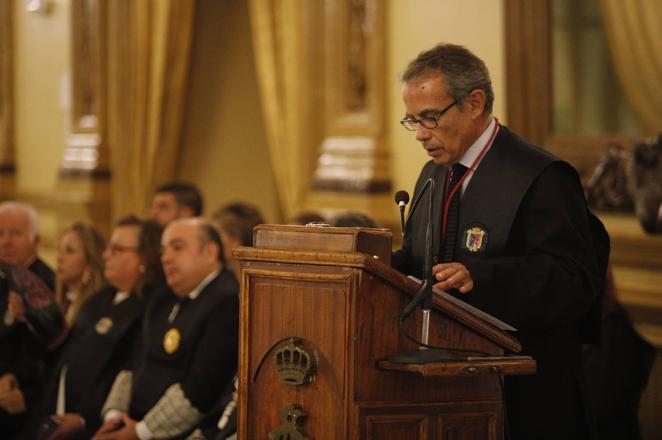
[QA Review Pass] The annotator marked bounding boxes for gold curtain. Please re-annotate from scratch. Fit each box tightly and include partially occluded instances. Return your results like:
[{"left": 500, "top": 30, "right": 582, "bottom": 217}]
[
  {"left": 600, "top": 0, "right": 662, "bottom": 132},
  {"left": 107, "top": 0, "right": 195, "bottom": 219},
  {"left": 248, "top": 0, "right": 314, "bottom": 219}
]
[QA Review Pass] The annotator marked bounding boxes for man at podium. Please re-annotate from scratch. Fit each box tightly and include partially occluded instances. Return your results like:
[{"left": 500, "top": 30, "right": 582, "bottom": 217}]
[{"left": 392, "top": 43, "right": 607, "bottom": 440}]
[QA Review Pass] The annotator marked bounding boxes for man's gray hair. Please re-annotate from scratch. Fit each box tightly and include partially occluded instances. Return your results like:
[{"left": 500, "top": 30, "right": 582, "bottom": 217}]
[
  {"left": 401, "top": 43, "right": 494, "bottom": 114},
  {"left": 0, "top": 201, "right": 39, "bottom": 240}
]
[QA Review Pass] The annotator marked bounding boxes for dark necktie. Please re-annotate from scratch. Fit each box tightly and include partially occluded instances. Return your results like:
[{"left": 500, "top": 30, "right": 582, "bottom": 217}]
[{"left": 440, "top": 163, "right": 468, "bottom": 262}]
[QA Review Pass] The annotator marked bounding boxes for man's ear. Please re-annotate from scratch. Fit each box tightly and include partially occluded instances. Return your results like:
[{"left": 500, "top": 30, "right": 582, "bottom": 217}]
[
  {"left": 466, "top": 89, "right": 487, "bottom": 119},
  {"left": 205, "top": 240, "right": 221, "bottom": 261}
]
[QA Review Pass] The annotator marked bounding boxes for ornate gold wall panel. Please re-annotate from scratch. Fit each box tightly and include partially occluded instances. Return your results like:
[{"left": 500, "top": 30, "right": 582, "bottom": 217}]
[
  {"left": 307, "top": 0, "right": 395, "bottom": 231},
  {"left": 311, "top": 0, "right": 389, "bottom": 193},
  {"left": 61, "top": 0, "right": 108, "bottom": 176},
  {"left": 0, "top": 0, "right": 15, "bottom": 198},
  {"left": 56, "top": 0, "right": 111, "bottom": 236}
]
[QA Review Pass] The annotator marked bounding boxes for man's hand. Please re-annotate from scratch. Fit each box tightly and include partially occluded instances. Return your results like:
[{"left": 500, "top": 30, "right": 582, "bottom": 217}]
[
  {"left": 0, "top": 374, "right": 26, "bottom": 414},
  {"left": 92, "top": 416, "right": 124, "bottom": 439},
  {"left": 432, "top": 262, "right": 473, "bottom": 293},
  {"left": 92, "top": 414, "right": 138, "bottom": 440},
  {"left": 7, "top": 291, "right": 26, "bottom": 322},
  {"left": 48, "top": 413, "right": 85, "bottom": 440}
]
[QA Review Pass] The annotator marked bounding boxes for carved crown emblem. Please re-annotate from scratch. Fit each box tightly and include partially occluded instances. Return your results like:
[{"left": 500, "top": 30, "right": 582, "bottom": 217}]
[{"left": 273, "top": 338, "right": 317, "bottom": 386}]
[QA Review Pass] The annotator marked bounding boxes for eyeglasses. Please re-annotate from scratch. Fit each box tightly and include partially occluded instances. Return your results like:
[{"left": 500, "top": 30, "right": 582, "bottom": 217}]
[
  {"left": 106, "top": 244, "right": 139, "bottom": 255},
  {"left": 400, "top": 100, "right": 457, "bottom": 131}
]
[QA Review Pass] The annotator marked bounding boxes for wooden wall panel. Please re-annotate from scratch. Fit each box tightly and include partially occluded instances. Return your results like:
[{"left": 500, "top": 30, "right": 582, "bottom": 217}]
[{"left": 0, "top": 0, "right": 15, "bottom": 198}]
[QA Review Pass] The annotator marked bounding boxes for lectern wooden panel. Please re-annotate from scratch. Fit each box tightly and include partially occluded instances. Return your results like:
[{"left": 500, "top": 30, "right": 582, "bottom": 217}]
[{"left": 235, "top": 225, "right": 535, "bottom": 440}]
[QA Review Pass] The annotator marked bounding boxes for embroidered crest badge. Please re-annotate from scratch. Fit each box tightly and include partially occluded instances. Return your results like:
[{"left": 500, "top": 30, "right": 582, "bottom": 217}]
[
  {"left": 463, "top": 225, "right": 488, "bottom": 253},
  {"left": 163, "top": 327, "right": 181, "bottom": 354},
  {"left": 95, "top": 317, "right": 113, "bottom": 334}
]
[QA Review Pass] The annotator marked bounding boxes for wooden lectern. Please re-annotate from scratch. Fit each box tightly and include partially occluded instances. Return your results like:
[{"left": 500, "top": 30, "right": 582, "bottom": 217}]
[{"left": 235, "top": 225, "right": 535, "bottom": 440}]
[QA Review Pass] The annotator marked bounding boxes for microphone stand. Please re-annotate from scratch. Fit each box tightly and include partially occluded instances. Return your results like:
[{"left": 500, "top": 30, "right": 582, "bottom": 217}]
[{"left": 389, "top": 177, "right": 461, "bottom": 364}]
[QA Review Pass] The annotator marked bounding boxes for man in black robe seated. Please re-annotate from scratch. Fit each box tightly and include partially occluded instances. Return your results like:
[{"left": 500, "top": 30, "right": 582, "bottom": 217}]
[
  {"left": 94, "top": 218, "right": 238, "bottom": 440},
  {"left": 0, "top": 201, "right": 59, "bottom": 438}
]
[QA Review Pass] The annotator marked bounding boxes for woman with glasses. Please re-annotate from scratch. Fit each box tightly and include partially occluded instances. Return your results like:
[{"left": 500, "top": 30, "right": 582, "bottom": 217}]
[{"left": 32, "top": 216, "right": 165, "bottom": 440}]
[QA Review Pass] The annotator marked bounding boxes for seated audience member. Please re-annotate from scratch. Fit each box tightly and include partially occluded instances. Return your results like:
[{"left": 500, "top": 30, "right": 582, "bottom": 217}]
[
  {"left": 0, "top": 201, "right": 55, "bottom": 289},
  {"left": 55, "top": 222, "right": 107, "bottom": 326},
  {"left": 0, "top": 202, "right": 61, "bottom": 437},
  {"left": 330, "top": 211, "right": 378, "bottom": 228},
  {"left": 286, "top": 211, "right": 326, "bottom": 226},
  {"left": 94, "top": 218, "right": 239, "bottom": 440},
  {"left": 35, "top": 217, "right": 165, "bottom": 439},
  {"left": 149, "top": 182, "right": 204, "bottom": 227},
  {"left": 211, "top": 202, "right": 265, "bottom": 275}
]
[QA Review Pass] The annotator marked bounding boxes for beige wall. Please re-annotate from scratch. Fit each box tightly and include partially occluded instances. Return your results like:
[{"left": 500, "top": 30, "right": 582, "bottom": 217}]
[
  {"left": 12, "top": 0, "right": 71, "bottom": 263},
  {"left": 13, "top": 0, "right": 69, "bottom": 195},
  {"left": 177, "top": 0, "right": 281, "bottom": 223},
  {"left": 387, "top": 0, "right": 505, "bottom": 195}
]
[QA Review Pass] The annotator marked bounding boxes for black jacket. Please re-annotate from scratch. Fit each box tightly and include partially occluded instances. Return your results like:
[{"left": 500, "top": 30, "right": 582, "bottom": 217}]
[
  {"left": 25, "top": 287, "right": 146, "bottom": 440},
  {"left": 393, "top": 125, "right": 607, "bottom": 440},
  {"left": 129, "top": 268, "right": 239, "bottom": 437}
]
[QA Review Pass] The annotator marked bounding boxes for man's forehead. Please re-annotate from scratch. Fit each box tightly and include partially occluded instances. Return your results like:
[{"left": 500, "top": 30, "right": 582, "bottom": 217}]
[
  {"left": 154, "top": 192, "right": 178, "bottom": 205},
  {"left": 0, "top": 210, "right": 29, "bottom": 227},
  {"left": 403, "top": 75, "right": 448, "bottom": 111},
  {"left": 163, "top": 221, "right": 197, "bottom": 243}
]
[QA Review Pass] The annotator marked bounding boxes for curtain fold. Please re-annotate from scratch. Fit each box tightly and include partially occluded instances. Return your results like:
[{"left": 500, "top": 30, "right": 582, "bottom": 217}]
[
  {"left": 600, "top": 0, "right": 662, "bottom": 132},
  {"left": 248, "top": 0, "right": 309, "bottom": 219},
  {"left": 107, "top": 0, "right": 195, "bottom": 219}
]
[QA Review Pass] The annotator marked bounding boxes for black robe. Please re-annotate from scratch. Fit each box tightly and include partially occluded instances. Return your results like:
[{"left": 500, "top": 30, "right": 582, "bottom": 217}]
[
  {"left": 0, "top": 258, "right": 56, "bottom": 438},
  {"left": 393, "top": 125, "right": 607, "bottom": 440},
  {"left": 129, "top": 269, "right": 239, "bottom": 438},
  {"left": 37, "top": 287, "right": 145, "bottom": 438}
]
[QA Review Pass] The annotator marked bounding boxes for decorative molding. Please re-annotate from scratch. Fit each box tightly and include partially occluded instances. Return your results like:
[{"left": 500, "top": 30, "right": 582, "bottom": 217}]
[
  {"left": 311, "top": 136, "right": 391, "bottom": 193},
  {"left": 310, "top": 0, "right": 390, "bottom": 194},
  {"left": 0, "top": 0, "right": 15, "bottom": 197},
  {"left": 61, "top": 0, "right": 108, "bottom": 176}
]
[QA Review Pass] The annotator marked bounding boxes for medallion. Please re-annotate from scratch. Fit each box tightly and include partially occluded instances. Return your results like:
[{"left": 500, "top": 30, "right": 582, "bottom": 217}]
[
  {"left": 163, "top": 327, "right": 181, "bottom": 354},
  {"left": 95, "top": 317, "right": 113, "bottom": 334}
]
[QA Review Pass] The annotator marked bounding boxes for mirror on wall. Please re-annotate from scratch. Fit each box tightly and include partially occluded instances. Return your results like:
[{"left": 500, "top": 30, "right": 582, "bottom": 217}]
[{"left": 552, "top": 0, "right": 642, "bottom": 135}]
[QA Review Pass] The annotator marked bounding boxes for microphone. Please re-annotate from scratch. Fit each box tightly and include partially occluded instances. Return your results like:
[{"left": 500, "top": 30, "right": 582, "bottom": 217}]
[
  {"left": 394, "top": 190, "right": 410, "bottom": 236},
  {"left": 390, "top": 175, "right": 463, "bottom": 364},
  {"left": 396, "top": 178, "right": 435, "bottom": 321}
]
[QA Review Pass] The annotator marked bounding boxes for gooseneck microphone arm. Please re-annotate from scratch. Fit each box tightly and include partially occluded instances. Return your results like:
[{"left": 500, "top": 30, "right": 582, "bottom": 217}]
[
  {"left": 399, "top": 178, "right": 434, "bottom": 322},
  {"left": 390, "top": 176, "right": 469, "bottom": 363}
]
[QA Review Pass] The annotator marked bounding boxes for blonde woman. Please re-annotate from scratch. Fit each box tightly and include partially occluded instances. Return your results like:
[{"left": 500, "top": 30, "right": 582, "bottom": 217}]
[{"left": 55, "top": 223, "right": 106, "bottom": 325}]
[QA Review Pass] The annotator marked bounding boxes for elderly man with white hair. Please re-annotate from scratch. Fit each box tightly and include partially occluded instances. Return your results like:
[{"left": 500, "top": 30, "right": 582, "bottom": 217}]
[
  {"left": 0, "top": 201, "right": 59, "bottom": 438},
  {"left": 0, "top": 201, "right": 55, "bottom": 289}
]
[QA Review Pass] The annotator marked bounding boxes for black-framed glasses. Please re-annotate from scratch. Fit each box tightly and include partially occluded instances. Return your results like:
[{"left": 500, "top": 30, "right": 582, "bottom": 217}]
[
  {"left": 106, "top": 243, "right": 139, "bottom": 255},
  {"left": 400, "top": 100, "right": 457, "bottom": 131}
]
